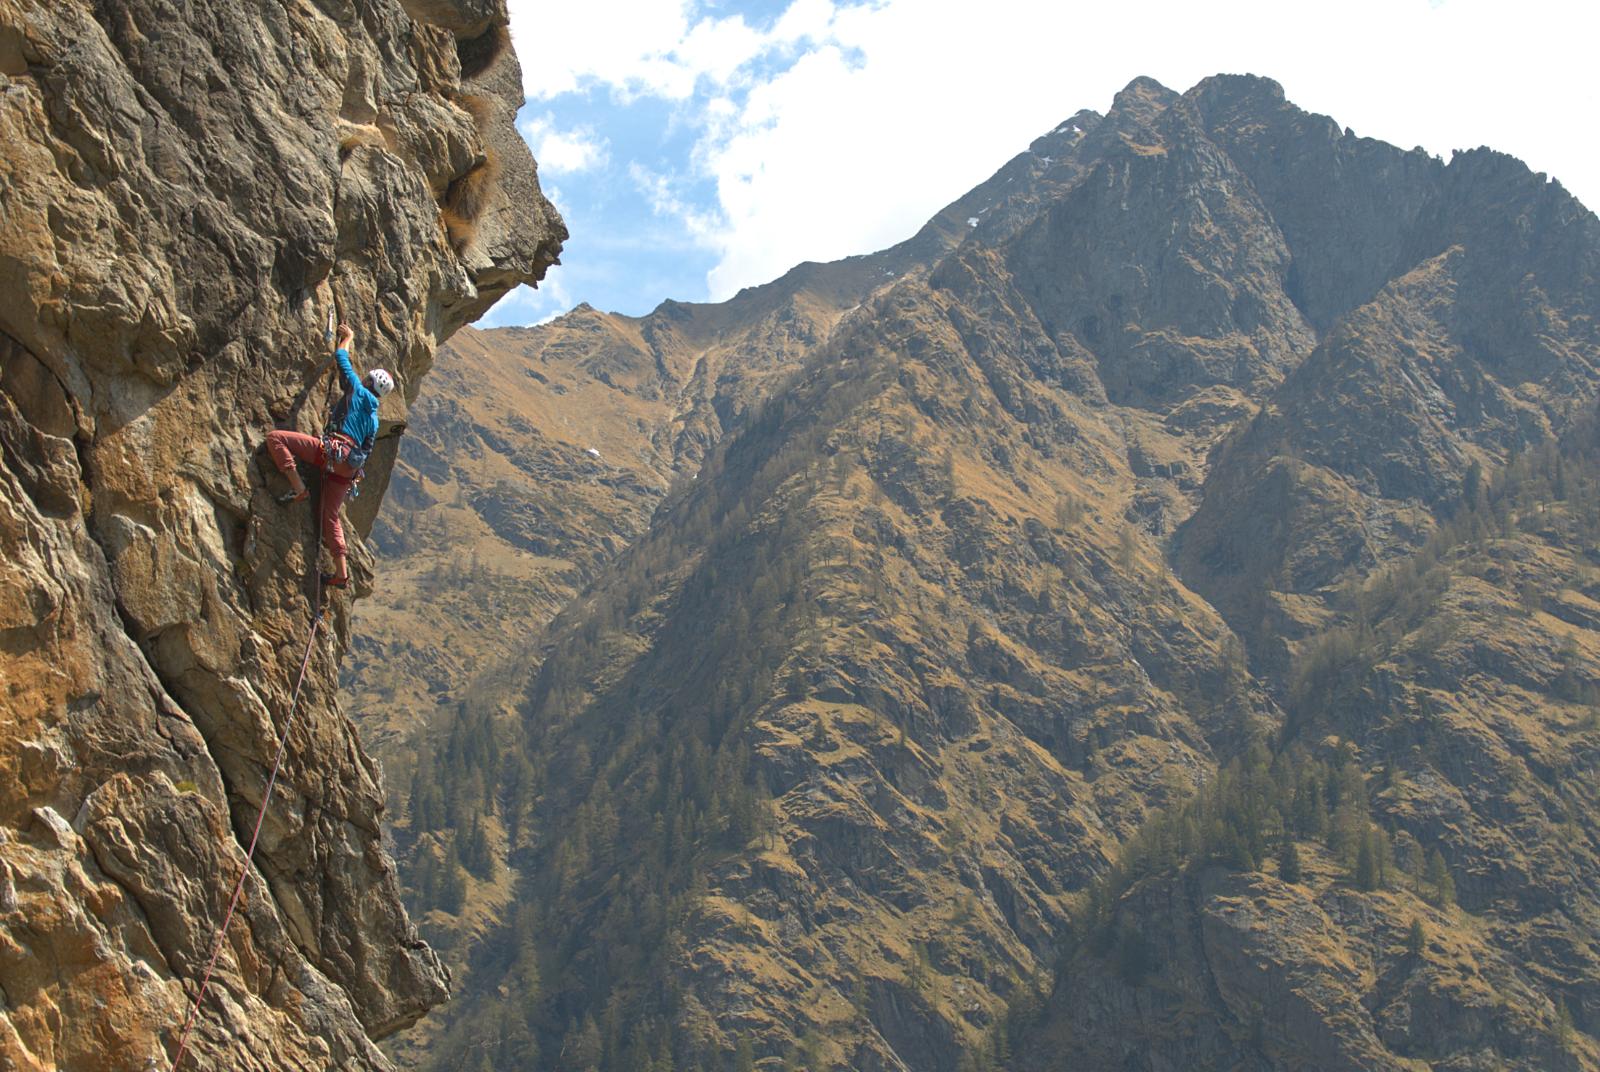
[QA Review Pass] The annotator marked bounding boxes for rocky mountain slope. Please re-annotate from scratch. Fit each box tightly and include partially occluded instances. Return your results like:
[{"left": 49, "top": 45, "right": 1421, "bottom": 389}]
[
  {"left": 359, "top": 74, "right": 1600, "bottom": 1071},
  {"left": 345, "top": 111, "right": 1102, "bottom": 756},
  {"left": 342, "top": 123, "right": 1112, "bottom": 1039},
  {"left": 0, "top": 1, "right": 561, "bottom": 1069}
]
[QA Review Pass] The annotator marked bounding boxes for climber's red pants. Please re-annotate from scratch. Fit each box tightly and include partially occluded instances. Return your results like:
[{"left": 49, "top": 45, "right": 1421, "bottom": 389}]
[{"left": 265, "top": 430, "right": 357, "bottom": 557}]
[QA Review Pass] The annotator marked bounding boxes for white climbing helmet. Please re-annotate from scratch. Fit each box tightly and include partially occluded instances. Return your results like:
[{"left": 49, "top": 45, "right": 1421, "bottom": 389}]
[{"left": 367, "top": 368, "right": 395, "bottom": 396}]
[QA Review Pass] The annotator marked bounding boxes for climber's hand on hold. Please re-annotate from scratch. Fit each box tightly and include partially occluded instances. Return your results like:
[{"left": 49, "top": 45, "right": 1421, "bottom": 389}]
[{"left": 337, "top": 323, "right": 355, "bottom": 350}]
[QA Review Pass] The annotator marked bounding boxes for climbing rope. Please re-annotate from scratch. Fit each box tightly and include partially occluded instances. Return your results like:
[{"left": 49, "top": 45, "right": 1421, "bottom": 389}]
[
  {"left": 170, "top": 579, "right": 326, "bottom": 1071},
  {"left": 172, "top": 304, "right": 348, "bottom": 1065}
]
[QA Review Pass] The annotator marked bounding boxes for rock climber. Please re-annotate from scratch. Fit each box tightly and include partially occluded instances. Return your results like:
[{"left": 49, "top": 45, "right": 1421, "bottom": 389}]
[{"left": 265, "top": 323, "right": 393, "bottom": 590}]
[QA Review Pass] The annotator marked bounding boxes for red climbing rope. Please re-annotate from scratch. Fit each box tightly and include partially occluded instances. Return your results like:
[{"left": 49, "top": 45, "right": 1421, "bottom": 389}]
[{"left": 170, "top": 583, "right": 325, "bottom": 1070}]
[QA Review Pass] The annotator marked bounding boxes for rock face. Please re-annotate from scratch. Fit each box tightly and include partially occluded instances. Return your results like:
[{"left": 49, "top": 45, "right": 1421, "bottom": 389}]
[
  {"left": 359, "top": 76, "right": 1600, "bottom": 1071},
  {"left": 0, "top": 0, "right": 561, "bottom": 1069}
]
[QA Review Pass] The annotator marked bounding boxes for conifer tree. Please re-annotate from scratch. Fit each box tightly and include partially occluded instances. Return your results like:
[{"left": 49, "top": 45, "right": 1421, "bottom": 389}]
[
  {"left": 563, "top": 1015, "right": 603, "bottom": 1072},
  {"left": 1278, "top": 839, "right": 1303, "bottom": 884},
  {"left": 1556, "top": 997, "right": 1576, "bottom": 1053},
  {"left": 440, "top": 859, "right": 467, "bottom": 914},
  {"left": 1355, "top": 831, "right": 1379, "bottom": 891},
  {"left": 1425, "top": 849, "right": 1456, "bottom": 906},
  {"left": 1406, "top": 917, "right": 1426, "bottom": 958}
]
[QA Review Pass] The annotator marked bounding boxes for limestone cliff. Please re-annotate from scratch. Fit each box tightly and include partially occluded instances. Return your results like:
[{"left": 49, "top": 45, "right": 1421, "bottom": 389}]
[{"left": 0, "top": 0, "right": 562, "bottom": 1068}]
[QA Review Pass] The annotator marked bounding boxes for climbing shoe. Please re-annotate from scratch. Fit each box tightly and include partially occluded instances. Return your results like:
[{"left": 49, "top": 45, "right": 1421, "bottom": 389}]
[
  {"left": 319, "top": 571, "right": 349, "bottom": 590},
  {"left": 277, "top": 488, "right": 308, "bottom": 504}
]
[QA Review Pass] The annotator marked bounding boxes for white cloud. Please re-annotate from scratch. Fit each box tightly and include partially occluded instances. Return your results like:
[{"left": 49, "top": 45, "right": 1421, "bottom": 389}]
[
  {"left": 519, "top": 114, "right": 609, "bottom": 174},
  {"left": 769, "top": 0, "right": 842, "bottom": 43},
  {"left": 531, "top": 270, "right": 573, "bottom": 324},
  {"left": 674, "top": 15, "right": 769, "bottom": 88},
  {"left": 507, "top": 0, "right": 693, "bottom": 99},
  {"left": 510, "top": 0, "right": 1600, "bottom": 304},
  {"left": 482, "top": 269, "right": 574, "bottom": 328},
  {"left": 627, "top": 163, "right": 721, "bottom": 241},
  {"left": 505, "top": 0, "right": 825, "bottom": 102}
]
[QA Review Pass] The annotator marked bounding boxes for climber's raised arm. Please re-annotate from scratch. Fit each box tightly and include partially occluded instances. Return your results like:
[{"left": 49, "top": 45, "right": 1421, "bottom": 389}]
[{"left": 333, "top": 323, "right": 360, "bottom": 392}]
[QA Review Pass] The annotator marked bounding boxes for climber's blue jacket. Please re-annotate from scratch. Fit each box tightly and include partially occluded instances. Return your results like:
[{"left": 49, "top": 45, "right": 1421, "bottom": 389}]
[{"left": 328, "top": 348, "right": 379, "bottom": 448}]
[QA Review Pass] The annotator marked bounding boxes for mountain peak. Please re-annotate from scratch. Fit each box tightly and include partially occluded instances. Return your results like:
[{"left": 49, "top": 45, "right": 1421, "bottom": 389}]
[
  {"left": 1188, "top": 71, "right": 1288, "bottom": 104},
  {"left": 1109, "top": 73, "right": 1180, "bottom": 117}
]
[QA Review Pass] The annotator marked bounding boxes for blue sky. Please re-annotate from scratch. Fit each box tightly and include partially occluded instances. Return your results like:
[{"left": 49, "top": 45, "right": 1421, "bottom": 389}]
[
  {"left": 515, "top": 91, "right": 720, "bottom": 318},
  {"left": 484, "top": 0, "right": 1599, "bottom": 327}
]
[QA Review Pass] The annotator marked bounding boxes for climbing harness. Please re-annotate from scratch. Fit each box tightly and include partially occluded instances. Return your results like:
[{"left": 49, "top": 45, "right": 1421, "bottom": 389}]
[
  {"left": 321, "top": 432, "right": 371, "bottom": 476},
  {"left": 317, "top": 433, "right": 368, "bottom": 501},
  {"left": 169, "top": 579, "right": 327, "bottom": 1071}
]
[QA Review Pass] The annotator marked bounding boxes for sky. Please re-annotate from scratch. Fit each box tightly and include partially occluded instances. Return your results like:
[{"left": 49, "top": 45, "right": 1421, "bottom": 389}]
[{"left": 483, "top": 0, "right": 1600, "bottom": 327}]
